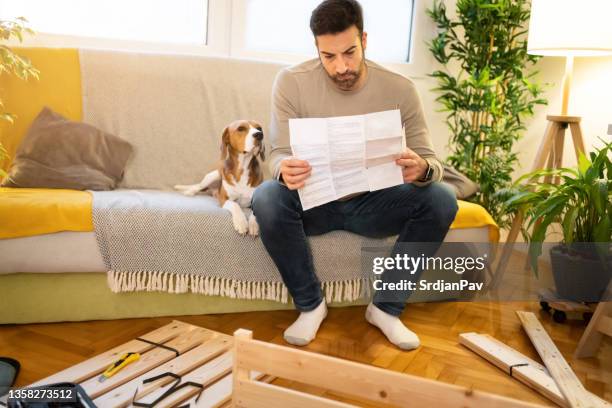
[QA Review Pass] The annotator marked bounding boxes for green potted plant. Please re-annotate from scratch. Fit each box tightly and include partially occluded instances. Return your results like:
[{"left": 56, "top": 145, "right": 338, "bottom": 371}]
[
  {"left": 427, "top": 0, "right": 547, "bottom": 228},
  {"left": 0, "top": 17, "right": 39, "bottom": 177},
  {"left": 504, "top": 140, "right": 612, "bottom": 302}
]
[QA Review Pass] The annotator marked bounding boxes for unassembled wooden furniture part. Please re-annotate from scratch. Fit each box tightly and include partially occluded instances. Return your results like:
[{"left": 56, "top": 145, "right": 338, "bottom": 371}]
[
  {"left": 460, "top": 332, "right": 609, "bottom": 408},
  {"left": 232, "top": 328, "right": 544, "bottom": 408},
  {"left": 4, "top": 320, "right": 557, "bottom": 407},
  {"left": 516, "top": 311, "right": 610, "bottom": 408},
  {"left": 13, "top": 321, "right": 261, "bottom": 407}
]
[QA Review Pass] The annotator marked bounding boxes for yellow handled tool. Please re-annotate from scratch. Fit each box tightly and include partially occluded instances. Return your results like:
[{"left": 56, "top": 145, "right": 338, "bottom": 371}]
[{"left": 98, "top": 352, "right": 140, "bottom": 382}]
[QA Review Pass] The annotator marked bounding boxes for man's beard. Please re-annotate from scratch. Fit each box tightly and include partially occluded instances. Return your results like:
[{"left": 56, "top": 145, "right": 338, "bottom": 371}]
[{"left": 329, "top": 56, "right": 366, "bottom": 91}]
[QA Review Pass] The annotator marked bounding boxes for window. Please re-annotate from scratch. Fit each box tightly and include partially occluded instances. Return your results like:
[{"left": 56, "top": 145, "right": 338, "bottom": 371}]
[
  {"left": 0, "top": 0, "right": 427, "bottom": 71},
  {"left": 241, "top": 0, "right": 415, "bottom": 63},
  {"left": 0, "top": 0, "right": 209, "bottom": 44}
]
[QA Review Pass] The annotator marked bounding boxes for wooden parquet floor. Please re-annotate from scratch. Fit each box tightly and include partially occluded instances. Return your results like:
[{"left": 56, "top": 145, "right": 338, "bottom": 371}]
[{"left": 0, "top": 301, "right": 610, "bottom": 406}]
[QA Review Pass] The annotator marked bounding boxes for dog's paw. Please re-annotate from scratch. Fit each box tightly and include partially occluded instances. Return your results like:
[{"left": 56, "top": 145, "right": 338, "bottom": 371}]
[
  {"left": 232, "top": 214, "right": 249, "bottom": 235},
  {"left": 248, "top": 213, "right": 259, "bottom": 237},
  {"left": 182, "top": 188, "right": 199, "bottom": 197},
  {"left": 174, "top": 185, "right": 200, "bottom": 196}
]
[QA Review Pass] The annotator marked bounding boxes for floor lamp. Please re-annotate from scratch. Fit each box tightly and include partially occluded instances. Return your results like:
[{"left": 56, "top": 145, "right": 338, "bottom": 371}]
[{"left": 495, "top": 0, "right": 612, "bottom": 281}]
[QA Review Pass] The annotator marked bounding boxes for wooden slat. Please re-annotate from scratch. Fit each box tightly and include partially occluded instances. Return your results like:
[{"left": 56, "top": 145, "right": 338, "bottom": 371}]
[
  {"left": 29, "top": 320, "right": 198, "bottom": 387},
  {"left": 180, "top": 372, "right": 272, "bottom": 408},
  {"left": 234, "top": 330, "right": 543, "bottom": 408},
  {"left": 460, "top": 332, "right": 567, "bottom": 407},
  {"left": 93, "top": 335, "right": 232, "bottom": 407},
  {"left": 233, "top": 328, "right": 252, "bottom": 407},
  {"left": 516, "top": 311, "right": 605, "bottom": 408},
  {"left": 132, "top": 351, "right": 233, "bottom": 408},
  {"left": 81, "top": 326, "right": 216, "bottom": 398},
  {"left": 235, "top": 380, "right": 356, "bottom": 408},
  {"left": 460, "top": 333, "right": 610, "bottom": 408}
]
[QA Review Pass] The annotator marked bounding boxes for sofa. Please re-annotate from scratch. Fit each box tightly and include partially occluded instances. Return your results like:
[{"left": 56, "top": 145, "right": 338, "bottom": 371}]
[{"left": 0, "top": 48, "right": 499, "bottom": 324}]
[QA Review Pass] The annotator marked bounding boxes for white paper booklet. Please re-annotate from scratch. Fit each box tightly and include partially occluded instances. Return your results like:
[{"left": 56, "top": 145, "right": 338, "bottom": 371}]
[{"left": 289, "top": 109, "right": 405, "bottom": 210}]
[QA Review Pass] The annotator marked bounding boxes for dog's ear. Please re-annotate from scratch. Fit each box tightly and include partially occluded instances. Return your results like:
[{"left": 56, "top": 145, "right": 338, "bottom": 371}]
[
  {"left": 220, "top": 127, "right": 230, "bottom": 159},
  {"left": 258, "top": 143, "right": 266, "bottom": 161}
]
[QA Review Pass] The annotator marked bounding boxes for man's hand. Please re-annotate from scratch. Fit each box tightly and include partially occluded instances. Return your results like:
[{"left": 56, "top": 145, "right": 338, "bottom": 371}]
[
  {"left": 396, "top": 148, "right": 428, "bottom": 183},
  {"left": 280, "top": 157, "right": 311, "bottom": 190}
]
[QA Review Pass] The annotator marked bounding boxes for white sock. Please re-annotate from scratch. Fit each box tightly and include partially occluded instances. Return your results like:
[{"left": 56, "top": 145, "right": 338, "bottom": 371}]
[
  {"left": 365, "top": 303, "right": 420, "bottom": 350},
  {"left": 283, "top": 301, "right": 327, "bottom": 346}
]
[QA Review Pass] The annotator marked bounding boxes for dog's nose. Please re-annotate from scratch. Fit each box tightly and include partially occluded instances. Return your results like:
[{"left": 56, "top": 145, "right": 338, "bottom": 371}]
[{"left": 253, "top": 131, "right": 264, "bottom": 140}]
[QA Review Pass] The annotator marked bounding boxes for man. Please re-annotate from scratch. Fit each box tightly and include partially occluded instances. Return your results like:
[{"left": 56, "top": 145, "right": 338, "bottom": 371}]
[{"left": 252, "top": 0, "right": 458, "bottom": 350}]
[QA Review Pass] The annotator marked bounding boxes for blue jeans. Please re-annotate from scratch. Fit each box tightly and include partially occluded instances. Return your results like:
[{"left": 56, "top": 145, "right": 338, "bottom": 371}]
[{"left": 251, "top": 180, "right": 458, "bottom": 317}]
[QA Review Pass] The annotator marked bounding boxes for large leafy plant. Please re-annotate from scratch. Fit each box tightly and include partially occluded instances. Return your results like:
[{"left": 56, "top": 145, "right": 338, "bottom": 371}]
[
  {"left": 0, "top": 17, "right": 39, "bottom": 177},
  {"left": 427, "top": 0, "right": 547, "bottom": 228},
  {"left": 504, "top": 140, "right": 612, "bottom": 271}
]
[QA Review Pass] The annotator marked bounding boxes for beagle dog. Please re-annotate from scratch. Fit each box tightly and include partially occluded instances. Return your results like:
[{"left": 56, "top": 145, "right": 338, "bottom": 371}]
[{"left": 174, "top": 120, "right": 265, "bottom": 236}]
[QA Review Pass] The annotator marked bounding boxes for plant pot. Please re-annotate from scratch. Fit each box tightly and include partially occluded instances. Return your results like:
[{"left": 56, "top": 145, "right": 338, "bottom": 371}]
[{"left": 550, "top": 244, "right": 612, "bottom": 302}]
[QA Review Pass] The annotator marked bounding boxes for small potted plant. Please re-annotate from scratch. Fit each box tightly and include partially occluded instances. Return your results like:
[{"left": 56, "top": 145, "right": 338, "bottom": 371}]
[{"left": 503, "top": 140, "right": 611, "bottom": 302}]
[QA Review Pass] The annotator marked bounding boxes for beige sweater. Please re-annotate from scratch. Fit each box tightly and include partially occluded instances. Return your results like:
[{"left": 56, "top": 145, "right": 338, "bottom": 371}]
[{"left": 269, "top": 58, "right": 443, "bottom": 187}]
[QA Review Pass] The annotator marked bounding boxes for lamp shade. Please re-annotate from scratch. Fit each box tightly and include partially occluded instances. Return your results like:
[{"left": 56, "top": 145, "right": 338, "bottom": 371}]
[{"left": 528, "top": 0, "right": 612, "bottom": 56}]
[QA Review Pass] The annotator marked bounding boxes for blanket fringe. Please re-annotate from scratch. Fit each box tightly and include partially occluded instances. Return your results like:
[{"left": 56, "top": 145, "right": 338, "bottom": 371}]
[{"left": 107, "top": 270, "right": 369, "bottom": 304}]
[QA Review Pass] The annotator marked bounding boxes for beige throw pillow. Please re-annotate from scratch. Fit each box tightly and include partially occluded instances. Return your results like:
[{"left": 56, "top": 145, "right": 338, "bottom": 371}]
[{"left": 2, "top": 107, "right": 133, "bottom": 190}]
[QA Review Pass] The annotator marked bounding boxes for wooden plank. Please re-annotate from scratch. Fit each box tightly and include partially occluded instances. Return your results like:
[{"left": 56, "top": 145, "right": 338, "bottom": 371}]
[
  {"left": 233, "top": 328, "right": 252, "bottom": 407},
  {"left": 180, "top": 372, "right": 272, "bottom": 408},
  {"left": 234, "top": 380, "right": 356, "bottom": 408},
  {"left": 93, "top": 334, "right": 232, "bottom": 407},
  {"left": 516, "top": 311, "right": 605, "bottom": 408},
  {"left": 29, "top": 320, "right": 199, "bottom": 387},
  {"left": 132, "top": 351, "right": 233, "bottom": 408},
  {"left": 234, "top": 331, "right": 543, "bottom": 408},
  {"left": 460, "top": 333, "right": 610, "bottom": 408},
  {"left": 460, "top": 332, "right": 567, "bottom": 407},
  {"left": 81, "top": 326, "right": 216, "bottom": 398}
]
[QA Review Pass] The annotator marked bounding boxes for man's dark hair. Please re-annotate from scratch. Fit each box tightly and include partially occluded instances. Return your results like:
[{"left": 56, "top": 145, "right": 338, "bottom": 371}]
[{"left": 310, "top": 0, "right": 364, "bottom": 37}]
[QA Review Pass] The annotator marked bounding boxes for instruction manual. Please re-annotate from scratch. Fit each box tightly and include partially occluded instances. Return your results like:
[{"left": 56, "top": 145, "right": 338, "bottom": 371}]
[{"left": 289, "top": 109, "right": 405, "bottom": 210}]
